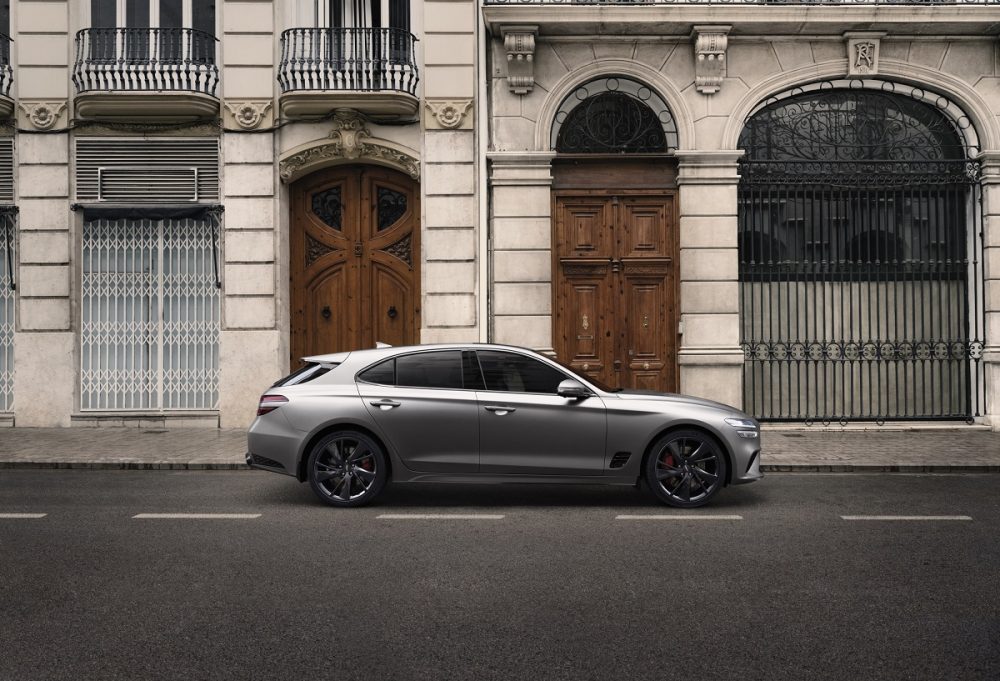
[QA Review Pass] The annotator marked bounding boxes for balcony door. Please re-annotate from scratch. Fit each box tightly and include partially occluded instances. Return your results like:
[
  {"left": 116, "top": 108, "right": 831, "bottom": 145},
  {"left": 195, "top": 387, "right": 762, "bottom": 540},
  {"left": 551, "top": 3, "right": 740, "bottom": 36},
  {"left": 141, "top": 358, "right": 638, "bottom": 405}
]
[
  {"left": 298, "top": 0, "right": 410, "bottom": 31},
  {"left": 88, "top": 0, "right": 215, "bottom": 62}
]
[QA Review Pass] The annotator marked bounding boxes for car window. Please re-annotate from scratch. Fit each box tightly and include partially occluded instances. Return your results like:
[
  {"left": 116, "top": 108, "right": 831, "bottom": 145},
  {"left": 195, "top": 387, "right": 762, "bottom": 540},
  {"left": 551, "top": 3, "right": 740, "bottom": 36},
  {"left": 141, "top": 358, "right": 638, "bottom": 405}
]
[
  {"left": 358, "top": 358, "right": 395, "bottom": 385},
  {"left": 396, "top": 351, "right": 464, "bottom": 390},
  {"left": 463, "top": 350, "right": 485, "bottom": 390},
  {"left": 477, "top": 351, "right": 568, "bottom": 394}
]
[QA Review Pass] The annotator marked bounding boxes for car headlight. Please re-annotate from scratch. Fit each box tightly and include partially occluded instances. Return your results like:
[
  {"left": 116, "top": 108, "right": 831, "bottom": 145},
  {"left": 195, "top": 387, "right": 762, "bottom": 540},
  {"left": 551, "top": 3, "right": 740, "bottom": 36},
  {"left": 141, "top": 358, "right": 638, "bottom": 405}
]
[{"left": 725, "top": 417, "right": 759, "bottom": 438}]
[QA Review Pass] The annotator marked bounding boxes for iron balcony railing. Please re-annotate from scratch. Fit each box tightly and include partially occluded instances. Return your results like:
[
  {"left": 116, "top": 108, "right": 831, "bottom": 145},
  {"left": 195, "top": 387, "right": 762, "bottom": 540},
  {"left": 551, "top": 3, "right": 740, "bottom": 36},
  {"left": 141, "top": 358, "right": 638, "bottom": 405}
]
[
  {"left": 483, "top": 0, "right": 997, "bottom": 4},
  {"left": 73, "top": 28, "right": 219, "bottom": 96},
  {"left": 0, "top": 33, "right": 11, "bottom": 98},
  {"left": 279, "top": 28, "right": 418, "bottom": 94}
]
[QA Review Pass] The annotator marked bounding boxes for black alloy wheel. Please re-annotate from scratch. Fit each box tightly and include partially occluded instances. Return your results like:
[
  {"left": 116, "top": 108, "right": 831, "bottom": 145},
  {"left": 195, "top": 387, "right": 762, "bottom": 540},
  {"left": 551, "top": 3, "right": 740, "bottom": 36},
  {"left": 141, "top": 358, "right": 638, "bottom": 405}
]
[
  {"left": 645, "top": 429, "right": 727, "bottom": 508},
  {"left": 307, "top": 431, "right": 387, "bottom": 507}
]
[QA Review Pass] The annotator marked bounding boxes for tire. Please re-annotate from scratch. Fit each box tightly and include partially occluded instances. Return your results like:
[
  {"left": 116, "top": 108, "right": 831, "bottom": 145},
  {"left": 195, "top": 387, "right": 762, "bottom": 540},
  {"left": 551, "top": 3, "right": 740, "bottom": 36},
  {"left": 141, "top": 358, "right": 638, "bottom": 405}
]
[
  {"left": 307, "top": 430, "right": 388, "bottom": 507},
  {"left": 644, "top": 429, "right": 727, "bottom": 508}
]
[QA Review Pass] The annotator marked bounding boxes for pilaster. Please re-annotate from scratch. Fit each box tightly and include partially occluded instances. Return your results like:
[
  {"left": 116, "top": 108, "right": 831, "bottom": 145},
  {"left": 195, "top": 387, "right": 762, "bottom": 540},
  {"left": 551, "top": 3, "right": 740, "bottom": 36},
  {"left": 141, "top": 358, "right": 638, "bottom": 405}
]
[
  {"left": 978, "top": 151, "right": 1000, "bottom": 430},
  {"left": 674, "top": 150, "right": 745, "bottom": 409}
]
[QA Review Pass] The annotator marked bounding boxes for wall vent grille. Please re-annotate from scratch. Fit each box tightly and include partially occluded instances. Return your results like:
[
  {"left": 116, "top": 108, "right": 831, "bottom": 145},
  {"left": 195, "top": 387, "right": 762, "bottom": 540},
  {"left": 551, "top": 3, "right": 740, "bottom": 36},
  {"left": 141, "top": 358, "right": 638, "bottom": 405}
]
[
  {"left": 0, "top": 139, "right": 13, "bottom": 202},
  {"left": 76, "top": 138, "right": 219, "bottom": 202}
]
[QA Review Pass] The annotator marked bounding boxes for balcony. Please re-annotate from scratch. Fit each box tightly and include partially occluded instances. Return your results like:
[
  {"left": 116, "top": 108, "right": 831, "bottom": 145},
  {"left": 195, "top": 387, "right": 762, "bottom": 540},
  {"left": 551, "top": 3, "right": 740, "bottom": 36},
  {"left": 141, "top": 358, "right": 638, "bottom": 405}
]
[
  {"left": 72, "top": 28, "right": 219, "bottom": 121},
  {"left": 278, "top": 28, "right": 419, "bottom": 118},
  {"left": 482, "top": 0, "right": 1000, "bottom": 36},
  {"left": 0, "top": 34, "right": 12, "bottom": 119}
]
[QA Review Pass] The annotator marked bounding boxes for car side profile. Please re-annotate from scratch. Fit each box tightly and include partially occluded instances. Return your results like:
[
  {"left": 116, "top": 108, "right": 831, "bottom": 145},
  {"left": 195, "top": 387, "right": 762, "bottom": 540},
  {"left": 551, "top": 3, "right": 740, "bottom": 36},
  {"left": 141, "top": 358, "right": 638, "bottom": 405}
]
[{"left": 246, "top": 344, "right": 763, "bottom": 508}]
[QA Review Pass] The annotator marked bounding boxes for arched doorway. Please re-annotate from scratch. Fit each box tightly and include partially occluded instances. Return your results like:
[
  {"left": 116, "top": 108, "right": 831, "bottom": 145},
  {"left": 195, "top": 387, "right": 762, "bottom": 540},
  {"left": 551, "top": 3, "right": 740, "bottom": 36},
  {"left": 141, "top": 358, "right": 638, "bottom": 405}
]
[
  {"left": 289, "top": 164, "right": 420, "bottom": 364},
  {"left": 551, "top": 76, "right": 680, "bottom": 391},
  {"left": 738, "top": 82, "right": 986, "bottom": 421}
]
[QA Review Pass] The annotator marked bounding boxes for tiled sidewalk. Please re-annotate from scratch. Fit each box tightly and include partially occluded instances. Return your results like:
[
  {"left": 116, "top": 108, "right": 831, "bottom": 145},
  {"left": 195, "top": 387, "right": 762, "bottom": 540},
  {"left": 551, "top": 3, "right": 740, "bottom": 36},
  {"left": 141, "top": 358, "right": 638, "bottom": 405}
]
[{"left": 0, "top": 426, "right": 997, "bottom": 472}]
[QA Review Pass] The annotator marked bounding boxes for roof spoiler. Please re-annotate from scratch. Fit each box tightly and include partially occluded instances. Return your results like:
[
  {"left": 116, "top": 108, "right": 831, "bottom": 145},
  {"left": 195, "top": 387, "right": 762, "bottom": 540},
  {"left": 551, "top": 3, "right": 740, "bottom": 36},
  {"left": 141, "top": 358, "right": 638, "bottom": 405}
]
[{"left": 375, "top": 341, "right": 392, "bottom": 349}]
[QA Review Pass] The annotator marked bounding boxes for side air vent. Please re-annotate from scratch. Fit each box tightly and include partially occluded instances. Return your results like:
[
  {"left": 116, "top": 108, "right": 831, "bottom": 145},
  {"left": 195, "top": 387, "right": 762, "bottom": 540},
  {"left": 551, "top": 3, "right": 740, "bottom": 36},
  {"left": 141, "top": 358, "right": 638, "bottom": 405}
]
[
  {"left": 609, "top": 451, "right": 632, "bottom": 469},
  {"left": 0, "top": 138, "right": 13, "bottom": 202},
  {"left": 76, "top": 137, "right": 219, "bottom": 202}
]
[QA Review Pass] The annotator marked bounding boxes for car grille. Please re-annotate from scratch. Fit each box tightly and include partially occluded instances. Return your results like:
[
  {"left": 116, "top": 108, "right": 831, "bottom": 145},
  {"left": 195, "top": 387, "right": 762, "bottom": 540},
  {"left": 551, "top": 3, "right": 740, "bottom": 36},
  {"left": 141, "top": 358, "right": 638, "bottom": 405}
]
[{"left": 609, "top": 452, "right": 631, "bottom": 469}]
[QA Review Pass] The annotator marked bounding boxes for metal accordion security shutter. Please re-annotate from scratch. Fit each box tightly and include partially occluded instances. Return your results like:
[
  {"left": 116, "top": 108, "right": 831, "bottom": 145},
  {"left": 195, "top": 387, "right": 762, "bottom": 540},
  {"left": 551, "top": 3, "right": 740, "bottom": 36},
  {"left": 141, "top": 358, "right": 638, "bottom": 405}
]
[{"left": 80, "top": 207, "right": 221, "bottom": 411}]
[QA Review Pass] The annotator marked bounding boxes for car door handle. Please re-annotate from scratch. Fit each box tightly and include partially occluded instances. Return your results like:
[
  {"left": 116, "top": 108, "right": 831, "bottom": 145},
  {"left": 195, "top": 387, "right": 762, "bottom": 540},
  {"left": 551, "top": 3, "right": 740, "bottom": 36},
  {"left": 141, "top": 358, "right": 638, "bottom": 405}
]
[
  {"left": 370, "top": 399, "right": 401, "bottom": 410},
  {"left": 484, "top": 405, "right": 516, "bottom": 415}
]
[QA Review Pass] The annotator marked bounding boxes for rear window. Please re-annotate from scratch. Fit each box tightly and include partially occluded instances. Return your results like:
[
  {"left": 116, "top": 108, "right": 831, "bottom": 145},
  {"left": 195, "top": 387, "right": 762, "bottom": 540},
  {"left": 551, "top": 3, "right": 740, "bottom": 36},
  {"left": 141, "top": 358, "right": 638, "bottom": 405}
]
[
  {"left": 271, "top": 362, "right": 336, "bottom": 387},
  {"left": 359, "top": 351, "right": 480, "bottom": 390}
]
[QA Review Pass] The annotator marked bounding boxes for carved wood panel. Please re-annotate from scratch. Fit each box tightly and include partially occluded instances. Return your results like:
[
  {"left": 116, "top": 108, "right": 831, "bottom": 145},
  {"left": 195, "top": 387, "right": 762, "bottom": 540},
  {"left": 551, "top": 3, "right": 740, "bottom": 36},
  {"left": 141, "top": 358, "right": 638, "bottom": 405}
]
[
  {"left": 554, "top": 192, "right": 678, "bottom": 392},
  {"left": 290, "top": 165, "right": 420, "bottom": 366}
]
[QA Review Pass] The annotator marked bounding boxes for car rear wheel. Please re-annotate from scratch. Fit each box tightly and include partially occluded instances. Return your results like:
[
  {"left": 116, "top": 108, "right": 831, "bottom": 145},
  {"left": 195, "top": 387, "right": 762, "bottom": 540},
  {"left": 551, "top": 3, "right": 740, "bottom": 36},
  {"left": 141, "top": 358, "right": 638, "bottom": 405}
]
[
  {"left": 645, "top": 429, "right": 727, "bottom": 508},
  {"left": 307, "top": 431, "right": 387, "bottom": 507}
]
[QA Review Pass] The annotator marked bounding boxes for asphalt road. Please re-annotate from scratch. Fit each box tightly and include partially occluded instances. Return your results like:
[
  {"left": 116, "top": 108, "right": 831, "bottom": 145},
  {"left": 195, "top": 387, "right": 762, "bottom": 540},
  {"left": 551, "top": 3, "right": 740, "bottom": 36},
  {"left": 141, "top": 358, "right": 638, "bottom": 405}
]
[{"left": 1, "top": 471, "right": 998, "bottom": 681}]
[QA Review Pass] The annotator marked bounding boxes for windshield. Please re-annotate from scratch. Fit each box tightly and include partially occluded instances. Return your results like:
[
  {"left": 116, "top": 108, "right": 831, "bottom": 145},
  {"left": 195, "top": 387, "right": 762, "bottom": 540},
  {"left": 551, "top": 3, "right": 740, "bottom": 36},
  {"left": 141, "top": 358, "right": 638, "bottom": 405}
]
[{"left": 549, "top": 357, "right": 622, "bottom": 393}]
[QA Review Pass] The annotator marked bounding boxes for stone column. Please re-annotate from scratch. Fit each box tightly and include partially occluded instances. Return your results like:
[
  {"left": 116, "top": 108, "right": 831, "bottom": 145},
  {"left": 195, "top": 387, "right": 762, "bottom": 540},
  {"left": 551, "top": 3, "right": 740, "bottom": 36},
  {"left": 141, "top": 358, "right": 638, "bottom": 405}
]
[
  {"left": 487, "top": 151, "right": 555, "bottom": 353},
  {"left": 422, "top": 0, "right": 479, "bottom": 343},
  {"left": 980, "top": 152, "right": 1000, "bottom": 430},
  {"left": 12, "top": 0, "right": 73, "bottom": 426},
  {"left": 675, "top": 150, "right": 745, "bottom": 409},
  {"left": 218, "top": 0, "right": 281, "bottom": 428}
]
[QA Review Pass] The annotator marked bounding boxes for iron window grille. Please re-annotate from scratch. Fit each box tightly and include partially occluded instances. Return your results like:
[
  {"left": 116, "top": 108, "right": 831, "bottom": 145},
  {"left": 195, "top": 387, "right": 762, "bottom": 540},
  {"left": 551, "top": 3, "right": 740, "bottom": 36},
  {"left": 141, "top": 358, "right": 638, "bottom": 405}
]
[{"left": 0, "top": 207, "right": 14, "bottom": 412}]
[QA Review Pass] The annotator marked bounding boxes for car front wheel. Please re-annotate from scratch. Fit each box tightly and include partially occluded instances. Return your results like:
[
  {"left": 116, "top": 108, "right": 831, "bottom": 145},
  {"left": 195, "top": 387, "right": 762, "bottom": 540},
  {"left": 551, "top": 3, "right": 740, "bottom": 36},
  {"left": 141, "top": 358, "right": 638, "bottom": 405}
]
[
  {"left": 645, "top": 429, "right": 727, "bottom": 508},
  {"left": 307, "top": 431, "right": 387, "bottom": 507}
]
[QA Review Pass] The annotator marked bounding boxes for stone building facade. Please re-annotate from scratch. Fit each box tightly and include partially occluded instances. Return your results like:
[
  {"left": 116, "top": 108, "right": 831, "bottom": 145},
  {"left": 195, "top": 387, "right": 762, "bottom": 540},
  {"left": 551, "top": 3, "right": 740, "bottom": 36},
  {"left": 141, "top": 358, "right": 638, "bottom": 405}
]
[{"left": 0, "top": 1, "right": 998, "bottom": 430}]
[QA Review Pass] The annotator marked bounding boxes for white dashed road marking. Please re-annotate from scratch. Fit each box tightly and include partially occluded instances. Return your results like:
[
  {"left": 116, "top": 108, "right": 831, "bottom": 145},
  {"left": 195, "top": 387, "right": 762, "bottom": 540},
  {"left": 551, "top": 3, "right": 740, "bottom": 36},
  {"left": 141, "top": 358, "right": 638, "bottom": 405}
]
[
  {"left": 616, "top": 514, "right": 743, "bottom": 521},
  {"left": 133, "top": 513, "right": 261, "bottom": 519},
  {"left": 0, "top": 513, "right": 47, "bottom": 518},
  {"left": 840, "top": 515, "right": 972, "bottom": 521},
  {"left": 377, "top": 514, "right": 506, "bottom": 520}
]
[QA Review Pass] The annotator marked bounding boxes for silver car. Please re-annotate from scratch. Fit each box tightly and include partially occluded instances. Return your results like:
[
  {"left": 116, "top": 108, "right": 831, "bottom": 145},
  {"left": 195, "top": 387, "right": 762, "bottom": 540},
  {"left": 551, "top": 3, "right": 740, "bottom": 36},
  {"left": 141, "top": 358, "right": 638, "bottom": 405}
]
[{"left": 246, "top": 344, "right": 763, "bottom": 508}]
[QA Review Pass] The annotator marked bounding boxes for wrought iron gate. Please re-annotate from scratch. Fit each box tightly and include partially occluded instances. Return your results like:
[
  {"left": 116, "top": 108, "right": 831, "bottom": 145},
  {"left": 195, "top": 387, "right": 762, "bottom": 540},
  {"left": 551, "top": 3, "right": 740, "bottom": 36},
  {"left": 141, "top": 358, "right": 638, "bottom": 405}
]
[{"left": 738, "top": 85, "right": 985, "bottom": 422}]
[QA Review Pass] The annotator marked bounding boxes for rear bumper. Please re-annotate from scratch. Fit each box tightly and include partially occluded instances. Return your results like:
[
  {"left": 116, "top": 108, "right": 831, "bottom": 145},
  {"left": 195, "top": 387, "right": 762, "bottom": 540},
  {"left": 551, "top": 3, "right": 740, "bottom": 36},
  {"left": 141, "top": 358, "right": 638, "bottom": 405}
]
[{"left": 246, "top": 414, "right": 302, "bottom": 477}]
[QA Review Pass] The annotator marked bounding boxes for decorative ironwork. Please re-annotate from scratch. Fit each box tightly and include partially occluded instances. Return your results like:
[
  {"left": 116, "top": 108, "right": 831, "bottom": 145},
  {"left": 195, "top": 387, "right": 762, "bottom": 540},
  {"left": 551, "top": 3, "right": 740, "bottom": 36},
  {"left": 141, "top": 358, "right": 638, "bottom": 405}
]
[
  {"left": 377, "top": 187, "right": 407, "bottom": 231},
  {"left": 0, "top": 34, "right": 13, "bottom": 98},
  {"left": 73, "top": 28, "right": 219, "bottom": 96},
  {"left": 311, "top": 187, "right": 342, "bottom": 230},
  {"left": 738, "top": 85, "right": 985, "bottom": 422},
  {"left": 0, "top": 209, "right": 14, "bottom": 412},
  {"left": 553, "top": 77, "right": 677, "bottom": 153},
  {"left": 305, "top": 233, "right": 335, "bottom": 267},
  {"left": 81, "top": 217, "right": 220, "bottom": 411},
  {"left": 381, "top": 234, "right": 412, "bottom": 267},
  {"left": 278, "top": 28, "right": 418, "bottom": 95}
]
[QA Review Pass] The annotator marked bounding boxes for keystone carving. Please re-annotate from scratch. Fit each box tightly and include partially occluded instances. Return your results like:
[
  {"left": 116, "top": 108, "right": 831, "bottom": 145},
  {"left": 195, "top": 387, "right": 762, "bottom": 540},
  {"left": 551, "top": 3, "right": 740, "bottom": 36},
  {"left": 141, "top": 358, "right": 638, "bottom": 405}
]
[
  {"left": 501, "top": 25, "right": 538, "bottom": 96},
  {"left": 19, "top": 101, "right": 68, "bottom": 130},
  {"left": 224, "top": 100, "right": 273, "bottom": 130},
  {"left": 328, "top": 109, "right": 371, "bottom": 160},
  {"left": 692, "top": 25, "right": 731, "bottom": 95},
  {"left": 425, "top": 100, "right": 473, "bottom": 130},
  {"left": 845, "top": 32, "right": 885, "bottom": 77}
]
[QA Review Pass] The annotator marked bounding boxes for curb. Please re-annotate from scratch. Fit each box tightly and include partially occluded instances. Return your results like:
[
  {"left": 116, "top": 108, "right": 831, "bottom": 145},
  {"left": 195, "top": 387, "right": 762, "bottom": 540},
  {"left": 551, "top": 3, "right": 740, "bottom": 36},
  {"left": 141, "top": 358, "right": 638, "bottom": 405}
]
[{"left": 0, "top": 462, "right": 251, "bottom": 471}]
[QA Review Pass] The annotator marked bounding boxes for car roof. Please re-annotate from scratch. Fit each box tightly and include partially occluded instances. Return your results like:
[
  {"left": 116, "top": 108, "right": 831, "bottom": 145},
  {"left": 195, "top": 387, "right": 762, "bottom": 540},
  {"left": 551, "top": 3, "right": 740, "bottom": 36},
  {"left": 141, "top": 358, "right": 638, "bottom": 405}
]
[{"left": 301, "top": 343, "right": 546, "bottom": 365}]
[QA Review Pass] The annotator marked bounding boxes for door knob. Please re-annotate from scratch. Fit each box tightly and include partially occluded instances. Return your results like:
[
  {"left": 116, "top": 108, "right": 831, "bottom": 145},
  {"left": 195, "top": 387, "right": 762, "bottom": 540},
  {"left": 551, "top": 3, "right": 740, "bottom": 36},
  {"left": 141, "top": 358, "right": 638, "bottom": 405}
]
[
  {"left": 613, "top": 360, "right": 622, "bottom": 370},
  {"left": 321, "top": 306, "right": 331, "bottom": 320},
  {"left": 387, "top": 305, "right": 397, "bottom": 319}
]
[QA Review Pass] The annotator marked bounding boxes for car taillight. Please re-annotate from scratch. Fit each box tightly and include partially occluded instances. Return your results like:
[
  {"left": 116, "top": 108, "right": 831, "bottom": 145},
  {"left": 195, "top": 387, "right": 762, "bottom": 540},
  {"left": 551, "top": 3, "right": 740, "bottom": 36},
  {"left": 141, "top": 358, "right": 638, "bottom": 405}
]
[{"left": 257, "top": 394, "right": 288, "bottom": 416}]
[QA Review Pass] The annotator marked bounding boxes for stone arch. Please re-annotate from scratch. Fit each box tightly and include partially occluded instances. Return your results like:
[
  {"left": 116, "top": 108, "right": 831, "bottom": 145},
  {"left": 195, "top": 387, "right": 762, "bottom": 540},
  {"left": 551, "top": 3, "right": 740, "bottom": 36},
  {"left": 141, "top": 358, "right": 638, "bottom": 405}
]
[
  {"left": 534, "top": 59, "right": 695, "bottom": 153},
  {"left": 279, "top": 111, "right": 420, "bottom": 183},
  {"left": 721, "top": 60, "right": 997, "bottom": 154}
]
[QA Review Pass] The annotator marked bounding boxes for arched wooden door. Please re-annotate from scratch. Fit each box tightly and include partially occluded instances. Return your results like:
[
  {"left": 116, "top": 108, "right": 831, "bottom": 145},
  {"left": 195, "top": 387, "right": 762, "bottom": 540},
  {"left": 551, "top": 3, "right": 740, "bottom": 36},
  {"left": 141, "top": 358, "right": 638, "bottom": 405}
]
[{"left": 290, "top": 165, "right": 419, "bottom": 364}]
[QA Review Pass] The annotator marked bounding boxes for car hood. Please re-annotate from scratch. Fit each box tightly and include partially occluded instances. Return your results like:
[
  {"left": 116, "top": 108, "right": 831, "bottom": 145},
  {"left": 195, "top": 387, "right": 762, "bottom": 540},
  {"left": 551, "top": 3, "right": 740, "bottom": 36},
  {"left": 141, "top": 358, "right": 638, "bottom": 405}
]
[{"left": 609, "top": 389, "right": 740, "bottom": 413}]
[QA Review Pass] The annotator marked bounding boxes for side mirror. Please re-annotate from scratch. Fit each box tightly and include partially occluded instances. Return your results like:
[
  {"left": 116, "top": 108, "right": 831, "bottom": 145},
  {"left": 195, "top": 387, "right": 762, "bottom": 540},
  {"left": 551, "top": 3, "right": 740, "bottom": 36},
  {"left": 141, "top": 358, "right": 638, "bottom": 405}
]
[{"left": 557, "top": 379, "right": 591, "bottom": 399}]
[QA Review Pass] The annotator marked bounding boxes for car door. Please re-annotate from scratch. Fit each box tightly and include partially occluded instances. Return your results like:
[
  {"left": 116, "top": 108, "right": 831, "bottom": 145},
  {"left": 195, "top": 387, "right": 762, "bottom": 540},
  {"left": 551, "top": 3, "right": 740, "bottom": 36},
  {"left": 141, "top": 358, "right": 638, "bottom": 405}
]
[
  {"left": 358, "top": 350, "right": 480, "bottom": 473},
  {"left": 474, "top": 350, "right": 607, "bottom": 476}
]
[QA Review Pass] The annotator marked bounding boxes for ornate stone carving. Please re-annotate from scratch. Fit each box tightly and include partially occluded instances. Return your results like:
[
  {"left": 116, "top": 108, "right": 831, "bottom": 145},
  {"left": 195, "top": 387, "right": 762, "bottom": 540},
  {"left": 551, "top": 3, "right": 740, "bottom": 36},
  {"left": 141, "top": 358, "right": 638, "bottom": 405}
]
[
  {"left": 19, "top": 101, "right": 68, "bottom": 130},
  {"left": 845, "top": 32, "right": 885, "bottom": 77},
  {"left": 425, "top": 100, "right": 473, "bottom": 130},
  {"left": 501, "top": 25, "right": 538, "bottom": 96},
  {"left": 279, "top": 110, "right": 420, "bottom": 182},
  {"left": 224, "top": 100, "right": 273, "bottom": 130},
  {"left": 692, "top": 26, "right": 731, "bottom": 95},
  {"left": 381, "top": 233, "right": 412, "bottom": 267}
]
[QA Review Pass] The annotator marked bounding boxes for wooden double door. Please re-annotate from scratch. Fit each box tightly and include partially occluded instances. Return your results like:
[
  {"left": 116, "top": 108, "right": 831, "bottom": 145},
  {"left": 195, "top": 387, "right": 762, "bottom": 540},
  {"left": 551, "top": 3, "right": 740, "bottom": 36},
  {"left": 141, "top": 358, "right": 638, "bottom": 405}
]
[
  {"left": 290, "top": 165, "right": 419, "bottom": 364},
  {"left": 554, "top": 191, "right": 679, "bottom": 392}
]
